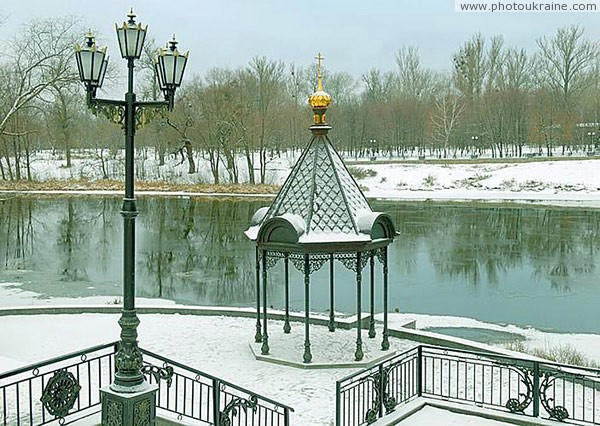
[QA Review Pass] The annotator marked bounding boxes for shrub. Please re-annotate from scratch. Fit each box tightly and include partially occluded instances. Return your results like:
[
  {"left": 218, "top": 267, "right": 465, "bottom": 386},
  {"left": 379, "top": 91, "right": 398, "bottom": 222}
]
[
  {"left": 423, "top": 174, "right": 437, "bottom": 187},
  {"left": 504, "top": 340, "right": 599, "bottom": 368},
  {"left": 348, "top": 166, "right": 377, "bottom": 180}
]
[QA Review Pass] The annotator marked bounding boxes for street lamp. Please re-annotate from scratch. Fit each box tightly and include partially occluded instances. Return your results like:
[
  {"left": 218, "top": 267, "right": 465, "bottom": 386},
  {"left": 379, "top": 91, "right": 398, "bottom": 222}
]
[
  {"left": 471, "top": 135, "right": 479, "bottom": 159},
  {"left": 369, "top": 138, "right": 377, "bottom": 161},
  {"left": 75, "top": 9, "right": 188, "bottom": 426},
  {"left": 587, "top": 131, "right": 596, "bottom": 153}
]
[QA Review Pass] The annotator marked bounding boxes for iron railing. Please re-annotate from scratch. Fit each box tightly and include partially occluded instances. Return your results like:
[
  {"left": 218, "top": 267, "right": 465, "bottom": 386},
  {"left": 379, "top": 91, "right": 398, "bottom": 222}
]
[
  {"left": 336, "top": 347, "right": 420, "bottom": 426},
  {"left": 336, "top": 345, "right": 600, "bottom": 426},
  {"left": 0, "top": 341, "right": 293, "bottom": 426},
  {"left": 0, "top": 341, "right": 116, "bottom": 425},
  {"left": 140, "top": 347, "right": 293, "bottom": 426}
]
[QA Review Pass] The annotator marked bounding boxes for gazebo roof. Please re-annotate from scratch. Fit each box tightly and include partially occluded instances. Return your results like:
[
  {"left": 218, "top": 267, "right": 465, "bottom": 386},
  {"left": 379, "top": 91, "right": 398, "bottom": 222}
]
[
  {"left": 246, "top": 134, "right": 375, "bottom": 242},
  {"left": 245, "top": 55, "right": 395, "bottom": 249}
]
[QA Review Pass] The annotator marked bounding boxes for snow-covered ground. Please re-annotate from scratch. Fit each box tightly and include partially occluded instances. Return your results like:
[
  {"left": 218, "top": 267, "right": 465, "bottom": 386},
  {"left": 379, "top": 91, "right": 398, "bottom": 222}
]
[
  {"left": 391, "top": 405, "right": 512, "bottom": 426},
  {"left": 356, "top": 159, "right": 600, "bottom": 206},
  {"left": 16, "top": 150, "right": 600, "bottom": 206},
  {"left": 2, "top": 281, "right": 600, "bottom": 424}
]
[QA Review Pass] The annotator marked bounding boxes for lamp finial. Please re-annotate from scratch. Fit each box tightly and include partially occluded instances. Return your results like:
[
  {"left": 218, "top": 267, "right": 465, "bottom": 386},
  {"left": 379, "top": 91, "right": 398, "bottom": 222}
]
[
  {"left": 168, "top": 35, "right": 178, "bottom": 51},
  {"left": 127, "top": 7, "right": 136, "bottom": 24}
]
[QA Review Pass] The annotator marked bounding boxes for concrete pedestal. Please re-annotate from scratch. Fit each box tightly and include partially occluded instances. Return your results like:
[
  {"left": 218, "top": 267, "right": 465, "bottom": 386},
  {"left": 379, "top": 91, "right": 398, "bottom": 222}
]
[{"left": 100, "top": 382, "right": 158, "bottom": 426}]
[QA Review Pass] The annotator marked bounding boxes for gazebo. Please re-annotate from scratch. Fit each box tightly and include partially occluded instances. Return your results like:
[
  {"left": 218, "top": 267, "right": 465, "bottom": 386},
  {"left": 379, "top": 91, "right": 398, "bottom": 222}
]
[{"left": 245, "top": 54, "right": 396, "bottom": 363}]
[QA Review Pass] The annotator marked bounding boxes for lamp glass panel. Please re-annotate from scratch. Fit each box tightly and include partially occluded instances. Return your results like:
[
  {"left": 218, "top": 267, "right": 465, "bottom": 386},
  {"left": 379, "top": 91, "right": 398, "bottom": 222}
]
[
  {"left": 98, "top": 56, "right": 109, "bottom": 88},
  {"left": 116, "top": 28, "right": 127, "bottom": 58},
  {"left": 154, "top": 62, "right": 166, "bottom": 90},
  {"left": 173, "top": 55, "right": 188, "bottom": 86},
  {"left": 90, "top": 50, "right": 105, "bottom": 82},
  {"left": 160, "top": 55, "right": 176, "bottom": 85},
  {"left": 75, "top": 50, "right": 91, "bottom": 82}
]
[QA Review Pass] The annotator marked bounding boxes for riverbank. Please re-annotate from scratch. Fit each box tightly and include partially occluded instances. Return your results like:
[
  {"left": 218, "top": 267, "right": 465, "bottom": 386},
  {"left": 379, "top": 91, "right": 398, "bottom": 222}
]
[{"left": 2, "top": 158, "right": 599, "bottom": 207}]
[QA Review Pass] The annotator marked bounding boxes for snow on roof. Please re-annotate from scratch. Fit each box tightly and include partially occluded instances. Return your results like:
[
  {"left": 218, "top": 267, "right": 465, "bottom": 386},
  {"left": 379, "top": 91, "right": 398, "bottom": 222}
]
[{"left": 246, "top": 134, "right": 388, "bottom": 244}]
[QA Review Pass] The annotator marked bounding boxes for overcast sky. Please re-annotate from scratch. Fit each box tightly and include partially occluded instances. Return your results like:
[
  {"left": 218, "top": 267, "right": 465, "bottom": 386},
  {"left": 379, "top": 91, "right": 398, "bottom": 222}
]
[{"left": 2, "top": 0, "right": 600, "bottom": 79}]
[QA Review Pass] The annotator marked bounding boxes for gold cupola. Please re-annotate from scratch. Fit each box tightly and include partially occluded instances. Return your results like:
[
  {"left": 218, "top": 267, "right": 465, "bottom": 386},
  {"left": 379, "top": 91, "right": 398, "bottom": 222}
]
[{"left": 308, "top": 53, "right": 332, "bottom": 125}]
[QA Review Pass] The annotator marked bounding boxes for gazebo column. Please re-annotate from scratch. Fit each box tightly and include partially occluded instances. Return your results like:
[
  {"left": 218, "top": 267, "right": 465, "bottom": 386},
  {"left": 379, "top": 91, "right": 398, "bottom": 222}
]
[
  {"left": 355, "top": 252, "right": 364, "bottom": 361},
  {"left": 254, "top": 247, "right": 262, "bottom": 343},
  {"left": 303, "top": 254, "right": 312, "bottom": 363},
  {"left": 381, "top": 247, "right": 390, "bottom": 351},
  {"left": 368, "top": 252, "right": 376, "bottom": 338},
  {"left": 328, "top": 253, "right": 335, "bottom": 332},
  {"left": 283, "top": 253, "right": 291, "bottom": 333},
  {"left": 261, "top": 250, "right": 269, "bottom": 355}
]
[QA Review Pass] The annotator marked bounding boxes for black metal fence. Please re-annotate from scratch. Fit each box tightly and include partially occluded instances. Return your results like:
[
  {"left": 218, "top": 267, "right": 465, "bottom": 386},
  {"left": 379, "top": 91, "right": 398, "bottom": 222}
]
[
  {"left": 0, "top": 341, "right": 293, "bottom": 425},
  {"left": 141, "top": 347, "right": 293, "bottom": 426},
  {"left": 336, "top": 347, "right": 420, "bottom": 426},
  {"left": 0, "top": 342, "right": 116, "bottom": 425},
  {"left": 336, "top": 345, "right": 600, "bottom": 426}
]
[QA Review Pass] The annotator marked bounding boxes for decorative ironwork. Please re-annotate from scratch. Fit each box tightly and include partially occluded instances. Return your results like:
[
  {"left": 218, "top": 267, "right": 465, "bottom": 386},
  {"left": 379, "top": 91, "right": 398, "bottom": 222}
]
[
  {"left": 375, "top": 248, "right": 386, "bottom": 264},
  {"left": 106, "top": 399, "right": 123, "bottom": 426},
  {"left": 40, "top": 369, "right": 82, "bottom": 419},
  {"left": 289, "top": 253, "right": 328, "bottom": 274},
  {"left": 135, "top": 104, "right": 169, "bottom": 130},
  {"left": 219, "top": 394, "right": 258, "bottom": 426},
  {"left": 338, "top": 253, "right": 358, "bottom": 271},
  {"left": 141, "top": 363, "right": 174, "bottom": 387},
  {"left": 337, "top": 252, "right": 369, "bottom": 272},
  {"left": 266, "top": 252, "right": 285, "bottom": 270},
  {"left": 91, "top": 102, "right": 126, "bottom": 128},
  {"left": 364, "top": 365, "right": 397, "bottom": 424},
  {"left": 504, "top": 366, "right": 534, "bottom": 414},
  {"left": 540, "top": 371, "right": 570, "bottom": 421},
  {"left": 133, "top": 399, "right": 151, "bottom": 426},
  {"left": 115, "top": 341, "right": 144, "bottom": 373}
]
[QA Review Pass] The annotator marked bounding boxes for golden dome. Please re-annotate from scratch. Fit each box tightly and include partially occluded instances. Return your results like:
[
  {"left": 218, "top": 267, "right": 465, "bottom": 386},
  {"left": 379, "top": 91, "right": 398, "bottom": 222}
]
[
  {"left": 308, "top": 89, "right": 332, "bottom": 109},
  {"left": 308, "top": 53, "right": 332, "bottom": 110}
]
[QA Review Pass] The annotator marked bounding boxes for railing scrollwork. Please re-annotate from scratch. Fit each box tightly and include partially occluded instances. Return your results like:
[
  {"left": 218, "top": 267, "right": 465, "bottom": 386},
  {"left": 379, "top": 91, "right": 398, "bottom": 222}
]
[
  {"left": 540, "top": 370, "right": 570, "bottom": 421},
  {"left": 365, "top": 364, "right": 397, "bottom": 424},
  {"left": 502, "top": 365, "right": 533, "bottom": 414},
  {"left": 219, "top": 394, "right": 258, "bottom": 426},
  {"left": 141, "top": 362, "right": 174, "bottom": 388}
]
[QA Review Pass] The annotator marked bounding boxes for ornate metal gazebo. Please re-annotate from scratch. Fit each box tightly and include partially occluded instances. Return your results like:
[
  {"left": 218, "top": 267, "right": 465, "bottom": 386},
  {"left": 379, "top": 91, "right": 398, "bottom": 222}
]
[{"left": 245, "top": 54, "right": 396, "bottom": 363}]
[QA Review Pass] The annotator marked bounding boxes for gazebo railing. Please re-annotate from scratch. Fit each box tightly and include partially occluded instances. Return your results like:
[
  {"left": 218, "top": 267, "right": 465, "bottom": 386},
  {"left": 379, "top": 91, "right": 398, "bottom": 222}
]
[
  {"left": 0, "top": 342, "right": 293, "bottom": 426},
  {"left": 336, "top": 345, "right": 600, "bottom": 426}
]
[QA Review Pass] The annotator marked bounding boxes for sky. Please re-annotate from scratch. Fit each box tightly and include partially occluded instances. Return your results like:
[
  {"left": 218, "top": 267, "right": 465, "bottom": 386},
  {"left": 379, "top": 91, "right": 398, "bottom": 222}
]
[{"left": 1, "top": 0, "right": 600, "bottom": 79}]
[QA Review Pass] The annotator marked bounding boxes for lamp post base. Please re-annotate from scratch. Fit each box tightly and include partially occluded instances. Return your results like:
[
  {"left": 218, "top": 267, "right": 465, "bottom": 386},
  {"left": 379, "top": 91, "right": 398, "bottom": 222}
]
[{"left": 101, "top": 382, "right": 158, "bottom": 426}]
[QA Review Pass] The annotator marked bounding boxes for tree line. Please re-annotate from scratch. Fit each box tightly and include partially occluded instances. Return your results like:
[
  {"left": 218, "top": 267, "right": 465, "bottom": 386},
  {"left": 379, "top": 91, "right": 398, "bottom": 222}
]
[{"left": 1, "top": 16, "right": 600, "bottom": 184}]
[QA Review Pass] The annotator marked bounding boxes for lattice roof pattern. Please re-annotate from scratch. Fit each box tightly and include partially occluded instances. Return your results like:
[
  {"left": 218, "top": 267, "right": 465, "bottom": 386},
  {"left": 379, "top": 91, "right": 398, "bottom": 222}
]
[{"left": 260, "top": 135, "right": 372, "bottom": 239}]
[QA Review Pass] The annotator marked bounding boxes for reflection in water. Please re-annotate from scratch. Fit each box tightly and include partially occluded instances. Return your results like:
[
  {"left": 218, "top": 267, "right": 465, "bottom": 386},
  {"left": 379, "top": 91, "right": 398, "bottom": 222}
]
[
  {"left": 387, "top": 203, "right": 599, "bottom": 291},
  {"left": 0, "top": 196, "right": 599, "bottom": 332}
]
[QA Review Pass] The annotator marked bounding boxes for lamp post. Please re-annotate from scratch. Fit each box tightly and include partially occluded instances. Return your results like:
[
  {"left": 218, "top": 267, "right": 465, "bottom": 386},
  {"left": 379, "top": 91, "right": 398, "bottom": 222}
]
[
  {"left": 75, "top": 9, "right": 188, "bottom": 426},
  {"left": 471, "top": 135, "right": 479, "bottom": 158},
  {"left": 587, "top": 131, "right": 596, "bottom": 153},
  {"left": 369, "top": 138, "right": 377, "bottom": 161}
]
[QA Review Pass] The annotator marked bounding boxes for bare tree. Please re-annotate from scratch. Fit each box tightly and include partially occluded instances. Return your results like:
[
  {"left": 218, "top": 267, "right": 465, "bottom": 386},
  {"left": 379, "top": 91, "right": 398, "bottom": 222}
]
[
  {"left": 246, "top": 56, "right": 285, "bottom": 184},
  {"left": 0, "top": 17, "right": 80, "bottom": 179},
  {"left": 536, "top": 25, "right": 598, "bottom": 110},
  {"left": 430, "top": 82, "right": 465, "bottom": 158},
  {"left": 396, "top": 46, "right": 434, "bottom": 99},
  {"left": 453, "top": 33, "right": 487, "bottom": 100},
  {"left": 0, "top": 17, "right": 79, "bottom": 136}
]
